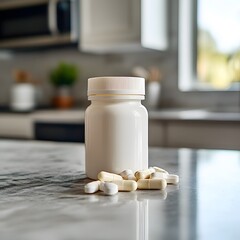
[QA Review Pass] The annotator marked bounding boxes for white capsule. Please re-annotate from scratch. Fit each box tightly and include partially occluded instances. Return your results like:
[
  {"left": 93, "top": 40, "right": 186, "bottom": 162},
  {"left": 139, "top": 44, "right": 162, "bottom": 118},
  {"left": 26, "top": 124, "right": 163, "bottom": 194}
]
[
  {"left": 111, "top": 180, "right": 138, "bottom": 192},
  {"left": 98, "top": 171, "right": 123, "bottom": 181},
  {"left": 84, "top": 180, "right": 101, "bottom": 194},
  {"left": 150, "top": 172, "right": 168, "bottom": 179},
  {"left": 135, "top": 168, "right": 155, "bottom": 180},
  {"left": 119, "top": 169, "right": 136, "bottom": 181},
  {"left": 166, "top": 174, "right": 179, "bottom": 185},
  {"left": 137, "top": 179, "right": 167, "bottom": 190},
  {"left": 103, "top": 182, "right": 118, "bottom": 196},
  {"left": 99, "top": 181, "right": 105, "bottom": 191},
  {"left": 153, "top": 166, "right": 169, "bottom": 175}
]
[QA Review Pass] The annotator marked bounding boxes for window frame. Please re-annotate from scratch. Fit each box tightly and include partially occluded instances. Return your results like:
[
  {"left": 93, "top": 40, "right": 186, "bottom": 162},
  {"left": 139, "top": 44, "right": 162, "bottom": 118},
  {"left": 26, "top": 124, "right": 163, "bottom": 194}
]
[{"left": 178, "top": 0, "right": 240, "bottom": 92}]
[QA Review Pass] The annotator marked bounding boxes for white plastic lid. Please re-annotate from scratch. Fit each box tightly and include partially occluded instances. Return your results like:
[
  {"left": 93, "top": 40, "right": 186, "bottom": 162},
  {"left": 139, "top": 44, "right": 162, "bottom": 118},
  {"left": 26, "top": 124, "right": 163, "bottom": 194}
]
[{"left": 88, "top": 77, "right": 145, "bottom": 96}]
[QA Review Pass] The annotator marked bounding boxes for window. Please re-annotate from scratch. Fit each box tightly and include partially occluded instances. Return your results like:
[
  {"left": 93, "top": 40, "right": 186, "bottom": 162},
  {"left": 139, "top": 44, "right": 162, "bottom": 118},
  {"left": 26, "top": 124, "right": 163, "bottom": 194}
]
[{"left": 179, "top": 0, "right": 240, "bottom": 91}]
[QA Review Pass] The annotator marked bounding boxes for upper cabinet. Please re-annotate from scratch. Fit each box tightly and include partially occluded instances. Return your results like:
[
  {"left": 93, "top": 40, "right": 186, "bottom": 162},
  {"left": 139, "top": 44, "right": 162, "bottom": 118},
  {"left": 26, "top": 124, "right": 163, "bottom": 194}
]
[
  {"left": 79, "top": 0, "right": 168, "bottom": 53},
  {"left": 0, "top": 0, "right": 167, "bottom": 52}
]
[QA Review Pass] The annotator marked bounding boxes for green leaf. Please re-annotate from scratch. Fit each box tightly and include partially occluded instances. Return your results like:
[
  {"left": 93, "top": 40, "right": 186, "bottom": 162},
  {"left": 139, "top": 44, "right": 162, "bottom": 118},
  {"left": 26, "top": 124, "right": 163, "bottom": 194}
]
[{"left": 50, "top": 62, "right": 78, "bottom": 86}]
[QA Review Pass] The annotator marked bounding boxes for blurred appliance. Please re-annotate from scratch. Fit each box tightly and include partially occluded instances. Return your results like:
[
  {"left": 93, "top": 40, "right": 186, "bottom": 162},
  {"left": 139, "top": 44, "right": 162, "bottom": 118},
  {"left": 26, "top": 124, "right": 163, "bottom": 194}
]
[{"left": 0, "top": 0, "right": 79, "bottom": 48}]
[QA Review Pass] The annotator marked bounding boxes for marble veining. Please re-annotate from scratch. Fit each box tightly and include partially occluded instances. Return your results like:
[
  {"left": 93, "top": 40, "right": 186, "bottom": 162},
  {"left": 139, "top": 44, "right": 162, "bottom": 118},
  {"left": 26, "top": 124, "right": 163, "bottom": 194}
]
[{"left": 0, "top": 140, "right": 240, "bottom": 240}]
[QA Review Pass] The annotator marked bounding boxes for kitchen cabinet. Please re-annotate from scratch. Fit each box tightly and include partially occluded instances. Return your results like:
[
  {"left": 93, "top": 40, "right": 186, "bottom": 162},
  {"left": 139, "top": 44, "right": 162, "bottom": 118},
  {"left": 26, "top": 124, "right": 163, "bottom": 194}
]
[
  {"left": 167, "top": 121, "right": 240, "bottom": 150},
  {"left": 149, "top": 120, "right": 166, "bottom": 147},
  {"left": 149, "top": 119, "right": 240, "bottom": 150},
  {"left": 80, "top": 0, "right": 168, "bottom": 52},
  {"left": 0, "top": 114, "right": 32, "bottom": 139},
  {"left": 35, "top": 122, "right": 85, "bottom": 143},
  {"left": 0, "top": 110, "right": 85, "bottom": 141},
  {"left": 1, "top": 109, "right": 240, "bottom": 149}
]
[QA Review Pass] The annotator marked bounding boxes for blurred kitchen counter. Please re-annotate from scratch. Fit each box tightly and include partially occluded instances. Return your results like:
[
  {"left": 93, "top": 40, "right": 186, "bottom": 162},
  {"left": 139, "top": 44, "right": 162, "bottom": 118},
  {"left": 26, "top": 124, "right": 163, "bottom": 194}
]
[
  {"left": 32, "top": 109, "right": 85, "bottom": 122},
  {"left": 1, "top": 107, "right": 240, "bottom": 122},
  {"left": 148, "top": 108, "right": 240, "bottom": 150},
  {"left": 0, "top": 108, "right": 240, "bottom": 149},
  {"left": 149, "top": 108, "right": 240, "bottom": 121},
  {"left": 0, "top": 109, "right": 85, "bottom": 140}
]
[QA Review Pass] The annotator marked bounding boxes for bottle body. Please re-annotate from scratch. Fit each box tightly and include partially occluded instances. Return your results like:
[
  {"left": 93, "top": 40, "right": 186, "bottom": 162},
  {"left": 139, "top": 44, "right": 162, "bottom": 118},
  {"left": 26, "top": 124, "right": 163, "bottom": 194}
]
[{"left": 85, "top": 98, "right": 148, "bottom": 180}]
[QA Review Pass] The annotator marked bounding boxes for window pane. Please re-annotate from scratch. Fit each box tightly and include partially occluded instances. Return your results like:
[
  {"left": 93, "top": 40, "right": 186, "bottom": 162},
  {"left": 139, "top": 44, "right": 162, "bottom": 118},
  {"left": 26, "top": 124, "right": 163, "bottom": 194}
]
[{"left": 197, "top": 0, "right": 240, "bottom": 90}]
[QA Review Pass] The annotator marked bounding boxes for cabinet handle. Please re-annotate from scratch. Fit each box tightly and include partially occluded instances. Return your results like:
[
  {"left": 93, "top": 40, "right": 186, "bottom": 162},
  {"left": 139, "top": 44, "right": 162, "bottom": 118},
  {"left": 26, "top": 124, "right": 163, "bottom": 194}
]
[{"left": 48, "top": 0, "right": 59, "bottom": 35}]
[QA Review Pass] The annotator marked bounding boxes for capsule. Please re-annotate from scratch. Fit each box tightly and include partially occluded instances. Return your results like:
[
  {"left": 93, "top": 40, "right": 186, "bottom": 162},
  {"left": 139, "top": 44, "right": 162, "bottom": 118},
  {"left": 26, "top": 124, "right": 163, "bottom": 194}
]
[
  {"left": 111, "top": 180, "right": 138, "bottom": 191},
  {"left": 84, "top": 180, "right": 101, "bottom": 194},
  {"left": 119, "top": 169, "right": 136, "bottom": 181},
  {"left": 103, "top": 182, "right": 118, "bottom": 196},
  {"left": 99, "top": 181, "right": 105, "bottom": 191},
  {"left": 150, "top": 172, "right": 168, "bottom": 179},
  {"left": 135, "top": 167, "right": 155, "bottom": 180},
  {"left": 153, "top": 166, "right": 169, "bottom": 175},
  {"left": 137, "top": 179, "right": 167, "bottom": 190},
  {"left": 166, "top": 174, "right": 179, "bottom": 185},
  {"left": 98, "top": 171, "right": 123, "bottom": 181}
]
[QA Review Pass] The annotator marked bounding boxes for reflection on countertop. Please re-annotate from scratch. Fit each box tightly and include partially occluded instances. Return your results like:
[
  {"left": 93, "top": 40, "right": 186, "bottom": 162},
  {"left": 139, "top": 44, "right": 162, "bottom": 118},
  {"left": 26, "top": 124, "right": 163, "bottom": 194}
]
[{"left": 0, "top": 140, "right": 240, "bottom": 240}]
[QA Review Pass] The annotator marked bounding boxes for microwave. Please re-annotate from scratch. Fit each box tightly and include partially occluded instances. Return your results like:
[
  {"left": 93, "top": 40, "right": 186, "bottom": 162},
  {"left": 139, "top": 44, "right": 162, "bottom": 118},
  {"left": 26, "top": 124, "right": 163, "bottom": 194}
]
[{"left": 0, "top": 0, "right": 79, "bottom": 48}]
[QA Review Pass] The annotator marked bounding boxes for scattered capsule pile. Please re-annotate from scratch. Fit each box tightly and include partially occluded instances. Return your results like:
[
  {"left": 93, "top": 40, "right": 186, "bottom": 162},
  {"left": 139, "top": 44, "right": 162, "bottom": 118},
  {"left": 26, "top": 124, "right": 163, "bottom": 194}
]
[{"left": 84, "top": 167, "right": 179, "bottom": 196}]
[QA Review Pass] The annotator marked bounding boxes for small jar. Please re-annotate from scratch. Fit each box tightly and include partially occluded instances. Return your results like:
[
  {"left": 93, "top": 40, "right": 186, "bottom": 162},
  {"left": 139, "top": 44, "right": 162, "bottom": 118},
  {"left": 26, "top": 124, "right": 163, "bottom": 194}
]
[
  {"left": 11, "top": 83, "right": 35, "bottom": 111},
  {"left": 85, "top": 77, "right": 148, "bottom": 180}
]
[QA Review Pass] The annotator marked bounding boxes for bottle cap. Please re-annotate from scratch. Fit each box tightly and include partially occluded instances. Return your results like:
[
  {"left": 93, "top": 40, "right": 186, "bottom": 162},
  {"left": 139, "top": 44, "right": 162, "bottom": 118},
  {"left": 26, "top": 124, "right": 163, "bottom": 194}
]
[{"left": 88, "top": 77, "right": 145, "bottom": 96}]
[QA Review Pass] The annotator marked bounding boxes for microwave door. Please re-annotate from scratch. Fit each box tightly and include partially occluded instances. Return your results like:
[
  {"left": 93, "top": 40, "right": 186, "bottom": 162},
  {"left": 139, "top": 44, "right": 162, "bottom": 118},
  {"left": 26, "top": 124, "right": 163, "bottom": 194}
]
[
  {"left": 0, "top": 0, "right": 75, "bottom": 48},
  {"left": 0, "top": 0, "right": 50, "bottom": 39}
]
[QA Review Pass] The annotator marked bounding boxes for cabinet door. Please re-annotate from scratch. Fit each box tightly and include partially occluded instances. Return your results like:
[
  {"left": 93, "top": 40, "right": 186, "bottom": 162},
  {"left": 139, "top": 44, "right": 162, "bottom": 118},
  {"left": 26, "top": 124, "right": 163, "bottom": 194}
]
[
  {"left": 34, "top": 122, "right": 85, "bottom": 143},
  {"left": 167, "top": 121, "right": 240, "bottom": 150},
  {"left": 0, "top": 115, "right": 32, "bottom": 139},
  {"left": 80, "top": 0, "right": 140, "bottom": 52},
  {"left": 149, "top": 120, "right": 166, "bottom": 147}
]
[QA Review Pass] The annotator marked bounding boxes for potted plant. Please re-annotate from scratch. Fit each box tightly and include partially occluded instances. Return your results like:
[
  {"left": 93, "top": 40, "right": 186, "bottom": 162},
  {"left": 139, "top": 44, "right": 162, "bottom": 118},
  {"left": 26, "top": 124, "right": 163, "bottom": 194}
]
[{"left": 50, "top": 62, "right": 78, "bottom": 108}]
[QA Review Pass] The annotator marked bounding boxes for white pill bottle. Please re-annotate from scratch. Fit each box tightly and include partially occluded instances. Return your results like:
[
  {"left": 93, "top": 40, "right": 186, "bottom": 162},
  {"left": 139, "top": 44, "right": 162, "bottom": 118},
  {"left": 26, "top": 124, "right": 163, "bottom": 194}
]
[{"left": 85, "top": 77, "right": 148, "bottom": 180}]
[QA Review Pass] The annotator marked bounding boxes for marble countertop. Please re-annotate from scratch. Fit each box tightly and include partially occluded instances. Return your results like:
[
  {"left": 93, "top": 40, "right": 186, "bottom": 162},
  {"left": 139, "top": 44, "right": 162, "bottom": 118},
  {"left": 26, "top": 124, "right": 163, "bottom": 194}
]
[{"left": 0, "top": 140, "right": 240, "bottom": 240}]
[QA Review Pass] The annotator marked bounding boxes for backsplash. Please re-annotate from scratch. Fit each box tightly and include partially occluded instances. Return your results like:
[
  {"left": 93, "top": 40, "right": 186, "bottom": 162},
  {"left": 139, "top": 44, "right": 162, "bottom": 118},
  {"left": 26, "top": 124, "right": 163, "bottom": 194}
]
[{"left": 0, "top": 48, "right": 170, "bottom": 107}]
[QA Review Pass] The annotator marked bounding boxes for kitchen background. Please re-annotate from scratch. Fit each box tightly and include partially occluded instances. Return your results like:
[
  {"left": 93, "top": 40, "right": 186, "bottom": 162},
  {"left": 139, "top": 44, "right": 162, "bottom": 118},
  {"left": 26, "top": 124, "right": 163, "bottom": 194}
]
[{"left": 0, "top": 0, "right": 240, "bottom": 149}]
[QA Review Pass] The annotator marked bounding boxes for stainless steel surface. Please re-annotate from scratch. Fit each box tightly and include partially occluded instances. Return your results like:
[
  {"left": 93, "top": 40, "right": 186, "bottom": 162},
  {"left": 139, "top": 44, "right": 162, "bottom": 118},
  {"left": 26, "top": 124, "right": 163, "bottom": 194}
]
[
  {"left": 48, "top": 0, "right": 58, "bottom": 35},
  {"left": 70, "top": 0, "right": 79, "bottom": 41},
  {"left": 0, "top": 140, "right": 239, "bottom": 240},
  {"left": 0, "top": 0, "right": 48, "bottom": 10},
  {"left": 0, "top": 34, "right": 73, "bottom": 48}
]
